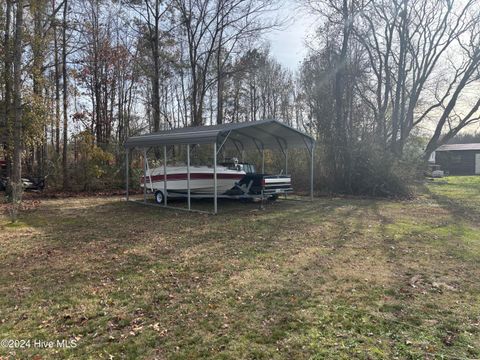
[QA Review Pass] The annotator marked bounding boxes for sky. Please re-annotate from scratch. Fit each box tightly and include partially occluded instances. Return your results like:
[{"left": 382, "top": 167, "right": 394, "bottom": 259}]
[{"left": 264, "top": 1, "right": 318, "bottom": 71}]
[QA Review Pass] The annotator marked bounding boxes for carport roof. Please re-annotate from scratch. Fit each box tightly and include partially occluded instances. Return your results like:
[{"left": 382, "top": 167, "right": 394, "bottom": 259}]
[
  {"left": 124, "top": 119, "right": 315, "bottom": 151},
  {"left": 436, "top": 143, "right": 480, "bottom": 152}
]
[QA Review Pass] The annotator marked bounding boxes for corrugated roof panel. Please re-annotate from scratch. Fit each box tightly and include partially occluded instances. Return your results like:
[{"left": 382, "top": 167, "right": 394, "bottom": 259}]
[
  {"left": 124, "top": 119, "right": 315, "bottom": 150},
  {"left": 436, "top": 143, "right": 480, "bottom": 151}
]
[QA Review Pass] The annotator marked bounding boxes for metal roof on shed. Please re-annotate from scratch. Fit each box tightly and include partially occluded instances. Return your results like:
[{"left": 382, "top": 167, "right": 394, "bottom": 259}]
[
  {"left": 436, "top": 143, "right": 480, "bottom": 152},
  {"left": 124, "top": 119, "right": 315, "bottom": 151}
]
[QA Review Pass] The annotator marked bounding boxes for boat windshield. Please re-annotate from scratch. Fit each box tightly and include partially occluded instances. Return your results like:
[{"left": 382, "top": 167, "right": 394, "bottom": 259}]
[
  {"left": 221, "top": 162, "right": 256, "bottom": 173},
  {"left": 241, "top": 164, "right": 256, "bottom": 173}
]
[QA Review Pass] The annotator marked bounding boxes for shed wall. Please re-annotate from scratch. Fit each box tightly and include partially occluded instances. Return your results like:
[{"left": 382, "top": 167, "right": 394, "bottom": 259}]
[{"left": 436, "top": 150, "right": 480, "bottom": 175}]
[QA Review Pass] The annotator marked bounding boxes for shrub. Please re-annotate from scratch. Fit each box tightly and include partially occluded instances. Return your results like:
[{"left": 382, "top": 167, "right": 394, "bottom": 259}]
[
  {"left": 70, "top": 131, "right": 115, "bottom": 191},
  {"left": 349, "top": 144, "right": 418, "bottom": 198}
]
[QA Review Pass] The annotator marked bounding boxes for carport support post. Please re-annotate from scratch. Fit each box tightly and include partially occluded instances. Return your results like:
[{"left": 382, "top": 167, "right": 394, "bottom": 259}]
[
  {"left": 262, "top": 148, "right": 265, "bottom": 173},
  {"left": 143, "top": 148, "right": 147, "bottom": 203},
  {"left": 187, "top": 144, "right": 191, "bottom": 210},
  {"left": 285, "top": 148, "right": 288, "bottom": 174},
  {"left": 213, "top": 142, "right": 218, "bottom": 214},
  {"left": 125, "top": 150, "right": 129, "bottom": 201},
  {"left": 163, "top": 145, "right": 167, "bottom": 206},
  {"left": 284, "top": 148, "right": 288, "bottom": 199}
]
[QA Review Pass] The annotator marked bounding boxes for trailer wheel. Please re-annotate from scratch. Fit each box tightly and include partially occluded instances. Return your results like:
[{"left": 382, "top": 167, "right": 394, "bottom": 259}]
[
  {"left": 269, "top": 194, "right": 279, "bottom": 201},
  {"left": 154, "top": 190, "right": 164, "bottom": 204}
]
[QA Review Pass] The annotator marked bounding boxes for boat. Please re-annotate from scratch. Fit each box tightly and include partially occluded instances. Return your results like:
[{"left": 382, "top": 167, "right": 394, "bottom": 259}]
[
  {"left": 140, "top": 165, "right": 246, "bottom": 197},
  {"left": 140, "top": 159, "right": 293, "bottom": 204}
]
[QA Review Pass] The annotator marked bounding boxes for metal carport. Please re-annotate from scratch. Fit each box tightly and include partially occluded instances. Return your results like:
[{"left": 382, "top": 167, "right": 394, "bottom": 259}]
[{"left": 124, "top": 119, "right": 315, "bottom": 214}]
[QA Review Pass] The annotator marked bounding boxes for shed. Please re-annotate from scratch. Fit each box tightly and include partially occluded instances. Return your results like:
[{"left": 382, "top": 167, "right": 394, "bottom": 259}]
[
  {"left": 435, "top": 143, "right": 480, "bottom": 175},
  {"left": 124, "top": 119, "right": 316, "bottom": 214}
]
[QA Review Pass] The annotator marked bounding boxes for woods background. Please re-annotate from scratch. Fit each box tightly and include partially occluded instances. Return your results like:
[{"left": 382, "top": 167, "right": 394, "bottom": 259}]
[{"left": 1, "top": 0, "right": 480, "bottom": 202}]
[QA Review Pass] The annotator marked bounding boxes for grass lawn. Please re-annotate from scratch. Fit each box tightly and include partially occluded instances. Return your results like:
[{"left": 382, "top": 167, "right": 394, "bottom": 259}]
[{"left": 1, "top": 176, "right": 480, "bottom": 359}]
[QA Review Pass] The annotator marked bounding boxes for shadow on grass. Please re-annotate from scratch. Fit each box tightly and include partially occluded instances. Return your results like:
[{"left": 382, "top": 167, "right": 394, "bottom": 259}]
[
  {"left": 424, "top": 185, "right": 480, "bottom": 225},
  {"left": 3, "top": 194, "right": 478, "bottom": 358},
  {"left": 1, "top": 196, "right": 362, "bottom": 358},
  {"left": 1, "top": 196, "right": 352, "bottom": 304}
]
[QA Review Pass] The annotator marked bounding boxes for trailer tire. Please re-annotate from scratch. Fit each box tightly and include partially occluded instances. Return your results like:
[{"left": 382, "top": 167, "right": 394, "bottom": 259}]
[
  {"left": 269, "top": 194, "right": 279, "bottom": 201},
  {"left": 154, "top": 190, "right": 164, "bottom": 204}
]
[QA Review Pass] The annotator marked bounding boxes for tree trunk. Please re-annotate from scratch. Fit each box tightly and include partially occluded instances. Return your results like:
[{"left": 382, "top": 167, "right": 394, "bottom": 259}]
[
  {"left": 54, "top": 20, "right": 61, "bottom": 155},
  {"left": 2, "top": 0, "right": 12, "bottom": 183},
  {"left": 62, "top": 0, "right": 69, "bottom": 189},
  {"left": 191, "top": 69, "right": 200, "bottom": 126},
  {"left": 216, "top": 28, "right": 224, "bottom": 124},
  {"left": 390, "top": 1, "right": 407, "bottom": 155},
  {"left": 10, "top": 0, "right": 25, "bottom": 222},
  {"left": 32, "top": 0, "right": 47, "bottom": 176},
  {"left": 333, "top": 0, "right": 352, "bottom": 192},
  {"left": 149, "top": 0, "right": 161, "bottom": 133},
  {"left": 216, "top": 70, "right": 224, "bottom": 125}
]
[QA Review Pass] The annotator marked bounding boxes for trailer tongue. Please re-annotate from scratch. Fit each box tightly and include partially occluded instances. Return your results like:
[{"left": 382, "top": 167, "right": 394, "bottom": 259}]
[
  {"left": 220, "top": 160, "right": 292, "bottom": 199},
  {"left": 262, "top": 175, "right": 293, "bottom": 196},
  {"left": 226, "top": 173, "right": 292, "bottom": 198}
]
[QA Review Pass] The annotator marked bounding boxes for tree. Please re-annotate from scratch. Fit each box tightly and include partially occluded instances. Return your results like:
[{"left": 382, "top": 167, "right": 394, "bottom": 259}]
[
  {"left": 53, "top": 0, "right": 61, "bottom": 154},
  {"left": 75, "top": 0, "right": 124, "bottom": 145},
  {"left": 62, "top": 0, "right": 68, "bottom": 188},
  {"left": 2, "top": 0, "right": 12, "bottom": 181},
  {"left": 355, "top": 0, "right": 480, "bottom": 157},
  {"left": 303, "top": 0, "right": 366, "bottom": 192},
  {"left": 128, "top": 0, "right": 173, "bottom": 132},
  {"left": 174, "top": 0, "right": 279, "bottom": 126},
  {"left": 30, "top": 0, "right": 50, "bottom": 177},
  {"left": 302, "top": 0, "right": 480, "bottom": 190},
  {"left": 221, "top": 48, "right": 295, "bottom": 124},
  {"left": 10, "top": 0, "right": 25, "bottom": 221}
]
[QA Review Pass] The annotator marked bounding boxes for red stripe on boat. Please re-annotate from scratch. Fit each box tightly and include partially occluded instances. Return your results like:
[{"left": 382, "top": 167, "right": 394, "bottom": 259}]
[{"left": 140, "top": 173, "right": 244, "bottom": 183}]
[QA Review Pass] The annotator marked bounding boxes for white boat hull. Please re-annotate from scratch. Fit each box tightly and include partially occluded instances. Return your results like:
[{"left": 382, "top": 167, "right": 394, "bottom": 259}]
[{"left": 140, "top": 166, "right": 245, "bottom": 195}]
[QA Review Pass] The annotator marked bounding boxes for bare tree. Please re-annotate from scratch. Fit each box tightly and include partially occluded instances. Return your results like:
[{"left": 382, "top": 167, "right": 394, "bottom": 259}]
[
  {"left": 10, "top": 0, "right": 25, "bottom": 221},
  {"left": 356, "top": 0, "right": 480, "bottom": 156},
  {"left": 62, "top": 0, "right": 68, "bottom": 188},
  {"left": 424, "top": 32, "right": 480, "bottom": 157},
  {"left": 174, "top": 0, "right": 279, "bottom": 126},
  {"left": 2, "top": 0, "right": 13, "bottom": 181},
  {"left": 304, "top": 0, "right": 366, "bottom": 191},
  {"left": 128, "top": 0, "right": 173, "bottom": 132},
  {"left": 53, "top": 0, "right": 61, "bottom": 154}
]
